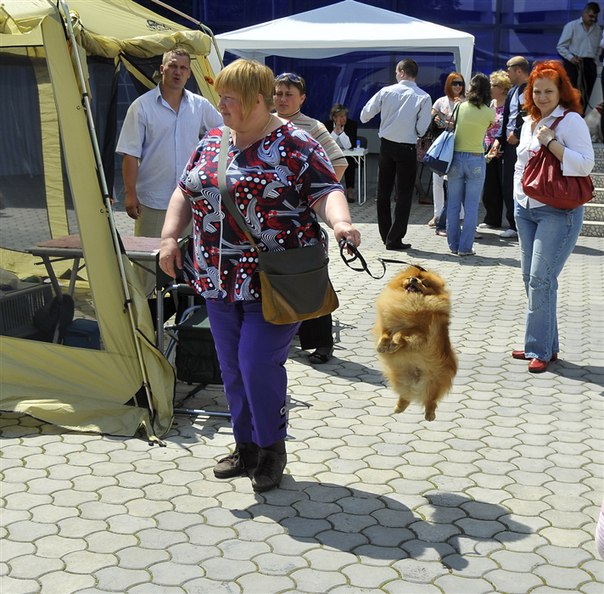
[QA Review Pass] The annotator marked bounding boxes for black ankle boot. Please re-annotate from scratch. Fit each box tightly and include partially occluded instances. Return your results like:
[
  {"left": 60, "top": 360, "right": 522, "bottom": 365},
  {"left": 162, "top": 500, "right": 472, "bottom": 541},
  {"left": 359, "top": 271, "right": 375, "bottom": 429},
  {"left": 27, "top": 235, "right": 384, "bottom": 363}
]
[
  {"left": 214, "top": 443, "right": 259, "bottom": 479},
  {"left": 251, "top": 441, "right": 287, "bottom": 493}
]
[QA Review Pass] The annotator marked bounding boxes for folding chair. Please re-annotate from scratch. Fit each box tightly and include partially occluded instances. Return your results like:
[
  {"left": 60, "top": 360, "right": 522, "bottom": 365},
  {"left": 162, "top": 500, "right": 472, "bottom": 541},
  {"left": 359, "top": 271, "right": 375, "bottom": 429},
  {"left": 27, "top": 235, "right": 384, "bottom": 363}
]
[{"left": 155, "top": 247, "right": 230, "bottom": 419}]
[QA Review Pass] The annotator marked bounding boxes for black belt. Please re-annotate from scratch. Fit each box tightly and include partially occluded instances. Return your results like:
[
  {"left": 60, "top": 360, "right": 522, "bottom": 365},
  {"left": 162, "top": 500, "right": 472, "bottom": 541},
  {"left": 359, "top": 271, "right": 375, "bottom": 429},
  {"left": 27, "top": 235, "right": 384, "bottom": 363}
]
[{"left": 382, "top": 138, "right": 416, "bottom": 147}]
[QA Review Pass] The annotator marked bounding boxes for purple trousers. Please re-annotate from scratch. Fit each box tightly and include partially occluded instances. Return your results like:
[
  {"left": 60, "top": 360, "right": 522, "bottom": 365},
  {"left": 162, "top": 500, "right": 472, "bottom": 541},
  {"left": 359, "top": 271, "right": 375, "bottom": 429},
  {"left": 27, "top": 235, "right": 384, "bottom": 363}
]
[{"left": 206, "top": 299, "right": 299, "bottom": 448}]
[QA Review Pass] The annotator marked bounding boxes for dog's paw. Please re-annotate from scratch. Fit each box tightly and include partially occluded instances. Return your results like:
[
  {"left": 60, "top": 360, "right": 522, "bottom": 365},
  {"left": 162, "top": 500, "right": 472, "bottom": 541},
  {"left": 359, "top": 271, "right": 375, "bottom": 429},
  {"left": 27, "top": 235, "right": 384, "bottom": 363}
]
[
  {"left": 424, "top": 410, "right": 436, "bottom": 421},
  {"left": 394, "top": 399, "right": 410, "bottom": 414}
]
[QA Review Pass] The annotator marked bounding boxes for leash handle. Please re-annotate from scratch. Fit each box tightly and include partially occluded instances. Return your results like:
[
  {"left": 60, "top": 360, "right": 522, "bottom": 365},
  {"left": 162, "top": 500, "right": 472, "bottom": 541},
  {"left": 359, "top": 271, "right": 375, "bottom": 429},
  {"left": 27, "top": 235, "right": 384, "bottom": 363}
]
[
  {"left": 338, "top": 239, "right": 426, "bottom": 279},
  {"left": 338, "top": 239, "right": 386, "bottom": 279}
]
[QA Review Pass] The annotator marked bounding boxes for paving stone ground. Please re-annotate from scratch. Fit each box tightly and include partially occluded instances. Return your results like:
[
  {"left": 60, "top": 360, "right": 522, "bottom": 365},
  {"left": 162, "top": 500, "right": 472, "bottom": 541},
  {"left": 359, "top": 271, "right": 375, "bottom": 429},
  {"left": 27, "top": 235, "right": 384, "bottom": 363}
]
[{"left": 2, "top": 158, "right": 604, "bottom": 593}]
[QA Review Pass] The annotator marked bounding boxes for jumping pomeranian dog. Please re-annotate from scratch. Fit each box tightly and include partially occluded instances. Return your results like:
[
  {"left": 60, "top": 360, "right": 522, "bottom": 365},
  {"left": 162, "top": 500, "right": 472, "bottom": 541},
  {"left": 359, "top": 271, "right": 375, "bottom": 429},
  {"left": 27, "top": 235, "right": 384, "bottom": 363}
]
[{"left": 374, "top": 265, "right": 457, "bottom": 421}]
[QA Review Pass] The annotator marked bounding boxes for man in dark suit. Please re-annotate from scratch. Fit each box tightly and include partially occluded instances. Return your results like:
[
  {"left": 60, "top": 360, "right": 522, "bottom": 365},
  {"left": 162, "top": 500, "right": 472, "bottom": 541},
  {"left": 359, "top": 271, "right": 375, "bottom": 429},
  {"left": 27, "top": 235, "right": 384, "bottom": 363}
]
[
  {"left": 489, "top": 56, "right": 531, "bottom": 239},
  {"left": 324, "top": 104, "right": 358, "bottom": 202}
]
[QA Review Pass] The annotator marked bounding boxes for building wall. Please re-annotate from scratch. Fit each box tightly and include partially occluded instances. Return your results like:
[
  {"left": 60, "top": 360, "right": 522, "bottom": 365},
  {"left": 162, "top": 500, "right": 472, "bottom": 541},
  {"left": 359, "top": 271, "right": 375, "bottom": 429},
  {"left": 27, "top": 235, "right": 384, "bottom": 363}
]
[{"left": 135, "top": 1, "right": 599, "bottom": 122}]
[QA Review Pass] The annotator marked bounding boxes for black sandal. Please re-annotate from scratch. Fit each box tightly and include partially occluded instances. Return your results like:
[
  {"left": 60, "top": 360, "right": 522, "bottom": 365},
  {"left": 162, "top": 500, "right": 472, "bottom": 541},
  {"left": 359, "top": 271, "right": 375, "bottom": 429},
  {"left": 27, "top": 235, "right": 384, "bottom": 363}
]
[{"left": 308, "top": 347, "right": 333, "bottom": 364}]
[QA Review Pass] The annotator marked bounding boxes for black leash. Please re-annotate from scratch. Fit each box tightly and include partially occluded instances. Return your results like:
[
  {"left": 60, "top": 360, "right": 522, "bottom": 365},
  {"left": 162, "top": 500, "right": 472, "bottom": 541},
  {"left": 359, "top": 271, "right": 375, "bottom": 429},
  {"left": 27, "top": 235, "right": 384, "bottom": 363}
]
[{"left": 338, "top": 239, "right": 426, "bottom": 280}]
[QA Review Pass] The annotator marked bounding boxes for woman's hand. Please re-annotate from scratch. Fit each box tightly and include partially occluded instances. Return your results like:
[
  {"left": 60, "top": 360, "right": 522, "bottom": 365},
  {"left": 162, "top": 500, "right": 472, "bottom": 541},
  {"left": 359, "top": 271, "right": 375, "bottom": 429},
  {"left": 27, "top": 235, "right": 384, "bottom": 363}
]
[
  {"left": 159, "top": 237, "right": 182, "bottom": 279},
  {"left": 537, "top": 125, "right": 556, "bottom": 147},
  {"left": 486, "top": 143, "right": 502, "bottom": 161},
  {"left": 333, "top": 221, "right": 361, "bottom": 248}
]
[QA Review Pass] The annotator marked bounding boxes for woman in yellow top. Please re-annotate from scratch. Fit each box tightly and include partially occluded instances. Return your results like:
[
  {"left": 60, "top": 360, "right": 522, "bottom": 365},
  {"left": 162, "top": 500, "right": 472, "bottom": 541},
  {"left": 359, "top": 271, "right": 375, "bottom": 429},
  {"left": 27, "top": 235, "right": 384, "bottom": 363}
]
[{"left": 446, "top": 73, "right": 495, "bottom": 256}]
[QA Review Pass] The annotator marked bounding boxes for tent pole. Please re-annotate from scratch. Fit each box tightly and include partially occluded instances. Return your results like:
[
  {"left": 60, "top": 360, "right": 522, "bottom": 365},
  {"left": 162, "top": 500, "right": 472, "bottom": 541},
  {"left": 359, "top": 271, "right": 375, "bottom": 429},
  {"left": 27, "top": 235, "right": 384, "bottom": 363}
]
[
  {"left": 146, "top": 0, "right": 224, "bottom": 69},
  {"left": 58, "top": 0, "right": 157, "bottom": 420}
]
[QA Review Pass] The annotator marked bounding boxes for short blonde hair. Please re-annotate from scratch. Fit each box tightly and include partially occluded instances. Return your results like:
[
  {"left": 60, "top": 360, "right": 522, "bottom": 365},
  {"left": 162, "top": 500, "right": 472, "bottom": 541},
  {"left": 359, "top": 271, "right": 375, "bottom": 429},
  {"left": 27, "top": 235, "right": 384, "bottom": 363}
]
[
  {"left": 162, "top": 46, "right": 191, "bottom": 66},
  {"left": 215, "top": 59, "right": 275, "bottom": 119},
  {"left": 490, "top": 69, "right": 512, "bottom": 93}
]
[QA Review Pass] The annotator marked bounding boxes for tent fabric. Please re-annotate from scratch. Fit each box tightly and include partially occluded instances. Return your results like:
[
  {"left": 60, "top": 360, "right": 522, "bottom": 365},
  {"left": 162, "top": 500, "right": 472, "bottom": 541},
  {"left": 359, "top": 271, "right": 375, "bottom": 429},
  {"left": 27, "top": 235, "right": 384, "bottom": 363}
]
[
  {"left": 0, "top": 1, "right": 214, "bottom": 439},
  {"left": 215, "top": 0, "right": 474, "bottom": 84}
]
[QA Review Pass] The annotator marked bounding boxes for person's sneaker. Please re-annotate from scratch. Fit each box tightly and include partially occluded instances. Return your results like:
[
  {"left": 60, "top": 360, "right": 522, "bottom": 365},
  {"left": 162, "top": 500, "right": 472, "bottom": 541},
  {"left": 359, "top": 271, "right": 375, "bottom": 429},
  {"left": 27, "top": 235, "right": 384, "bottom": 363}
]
[
  {"left": 458, "top": 250, "right": 476, "bottom": 256},
  {"left": 214, "top": 443, "right": 259, "bottom": 479},
  {"left": 500, "top": 228, "right": 518, "bottom": 238},
  {"left": 251, "top": 441, "right": 287, "bottom": 493},
  {"left": 478, "top": 223, "right": 497, "bottom": 229},
  {"left": 436, "top": 229, "right": 447, "bottom": 237}
]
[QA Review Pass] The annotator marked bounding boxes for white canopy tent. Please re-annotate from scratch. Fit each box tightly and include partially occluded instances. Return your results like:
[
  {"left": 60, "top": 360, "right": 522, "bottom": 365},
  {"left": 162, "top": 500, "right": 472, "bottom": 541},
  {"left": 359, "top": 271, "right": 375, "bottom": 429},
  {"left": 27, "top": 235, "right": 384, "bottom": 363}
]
[{"left": 214, "top": 0, "right": 474, "bottom": 84}]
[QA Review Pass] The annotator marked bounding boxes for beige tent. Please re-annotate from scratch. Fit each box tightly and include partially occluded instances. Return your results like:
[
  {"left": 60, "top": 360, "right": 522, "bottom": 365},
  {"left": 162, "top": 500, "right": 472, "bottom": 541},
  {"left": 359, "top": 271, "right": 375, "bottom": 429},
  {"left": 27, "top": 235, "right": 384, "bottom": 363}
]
[{"left": 0, "top": 0, "right": 219, "bottom": 439}]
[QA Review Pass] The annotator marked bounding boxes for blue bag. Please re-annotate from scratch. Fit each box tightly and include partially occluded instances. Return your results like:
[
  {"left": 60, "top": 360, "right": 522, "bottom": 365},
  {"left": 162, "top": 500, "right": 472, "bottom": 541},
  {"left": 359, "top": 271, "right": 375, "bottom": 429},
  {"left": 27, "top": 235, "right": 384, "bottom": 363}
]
[
  {"left": 422, "top": 103, "right": 459, "bottom": 175},
  {"left": 63, "top": 319, "right": 101, "bottom": 349},
  {"left": 422, "top": 129, "right": 455, "bottom": 175}
]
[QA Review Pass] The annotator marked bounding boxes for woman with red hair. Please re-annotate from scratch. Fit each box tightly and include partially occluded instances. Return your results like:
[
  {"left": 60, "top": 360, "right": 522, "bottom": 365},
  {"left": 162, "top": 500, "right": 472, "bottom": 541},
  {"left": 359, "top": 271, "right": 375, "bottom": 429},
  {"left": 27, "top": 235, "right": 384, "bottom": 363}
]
[
  {"left": 429, "top": 72, "right": 466, "bottom": 229},
  {"left": 512, "top": 60, "right": 594, "bottom": 373}
]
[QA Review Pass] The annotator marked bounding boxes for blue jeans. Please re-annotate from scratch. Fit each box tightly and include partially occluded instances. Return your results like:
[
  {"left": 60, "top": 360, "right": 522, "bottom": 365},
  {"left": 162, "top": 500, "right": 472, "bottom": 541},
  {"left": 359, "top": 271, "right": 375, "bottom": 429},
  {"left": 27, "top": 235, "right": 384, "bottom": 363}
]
[
  {"left": 514, "top": 201, "right": 583, "bottom": 361},
  {"left": 206, "top": 299, "right": 300, "bottom": 447},
  {"left": 446, "top": 152, "right": 486, "bottom": 253}
]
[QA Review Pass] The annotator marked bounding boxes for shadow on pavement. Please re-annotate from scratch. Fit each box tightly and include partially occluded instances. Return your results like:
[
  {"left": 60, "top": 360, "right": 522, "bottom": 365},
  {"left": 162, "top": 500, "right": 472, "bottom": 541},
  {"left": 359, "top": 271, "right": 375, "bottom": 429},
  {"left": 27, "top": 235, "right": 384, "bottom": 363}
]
[
  {"left": 231, "top": 480, "right": 530, "bottom": 571},
  {"left": 550, "top": 361, "right": 604, "bottom": 389}
]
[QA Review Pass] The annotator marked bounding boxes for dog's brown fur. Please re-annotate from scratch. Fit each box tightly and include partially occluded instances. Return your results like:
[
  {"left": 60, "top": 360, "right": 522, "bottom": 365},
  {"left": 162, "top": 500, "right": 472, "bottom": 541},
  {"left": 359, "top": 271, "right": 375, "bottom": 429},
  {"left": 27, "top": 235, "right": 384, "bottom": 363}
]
[{"left": 374, "top": 265, "right": 457, "bottom": 421}]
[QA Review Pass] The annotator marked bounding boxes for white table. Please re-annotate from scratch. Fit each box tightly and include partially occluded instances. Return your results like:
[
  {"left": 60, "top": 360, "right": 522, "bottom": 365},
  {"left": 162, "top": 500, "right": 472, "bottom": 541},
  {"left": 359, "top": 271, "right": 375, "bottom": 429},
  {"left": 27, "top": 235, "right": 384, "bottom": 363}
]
[{"left": 342, "top": 147, "right": 369, "bottom": 205}]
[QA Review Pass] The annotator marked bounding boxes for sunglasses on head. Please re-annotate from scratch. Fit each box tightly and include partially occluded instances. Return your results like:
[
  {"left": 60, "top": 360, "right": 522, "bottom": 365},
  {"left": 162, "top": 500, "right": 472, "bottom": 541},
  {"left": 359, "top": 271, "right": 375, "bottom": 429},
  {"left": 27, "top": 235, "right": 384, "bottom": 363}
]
[
  {"left": 275, "top": 72, "right": 305, "bottom": 90},
  {"left": 451, "top": 81, "right": 464, "bottom": 86}
]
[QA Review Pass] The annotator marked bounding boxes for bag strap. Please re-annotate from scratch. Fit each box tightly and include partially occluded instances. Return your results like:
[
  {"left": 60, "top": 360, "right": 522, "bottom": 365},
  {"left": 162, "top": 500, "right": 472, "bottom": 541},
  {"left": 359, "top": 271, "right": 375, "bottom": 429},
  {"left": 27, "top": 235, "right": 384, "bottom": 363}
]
[
  {"left": 217, "top": 127, "right": 258, "bottom": 248},
  {"left": 548, "top": 109, "right": 571, "bottom": 132},
  {"left": 445, "top": 101, "right": 461, "bottom": 132}
]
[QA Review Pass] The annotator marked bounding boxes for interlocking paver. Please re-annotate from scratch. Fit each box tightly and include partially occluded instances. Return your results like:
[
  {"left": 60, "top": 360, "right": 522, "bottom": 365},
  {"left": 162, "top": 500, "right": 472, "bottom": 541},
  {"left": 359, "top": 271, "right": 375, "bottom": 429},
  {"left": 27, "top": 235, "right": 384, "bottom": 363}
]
[
  {"left": 6, "top": 519, "right": 58, "bottom": 542},
  {"left": 290, "top": 567, "right": 348, "bottom": 592},
  {"left": 382, "top": 582, "right": 443, "bottom": 594},
  {"left": 149, "top": 561, "right": 205, "bottom": 585},
  {"left": 0, "top": 576, "right": 46, "bottom": 594},
  {"left": 7, "top": 554, "right": 63, "bottom": 578},
  {"left": 94, "top": 566, "right": 151, "bottom": 591}
]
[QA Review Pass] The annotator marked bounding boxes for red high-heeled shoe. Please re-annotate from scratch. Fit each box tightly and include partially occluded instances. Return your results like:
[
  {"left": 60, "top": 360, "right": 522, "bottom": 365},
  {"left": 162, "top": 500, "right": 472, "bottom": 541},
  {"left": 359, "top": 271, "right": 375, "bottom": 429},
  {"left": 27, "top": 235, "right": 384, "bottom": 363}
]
[
  {"left": 528, "top": 358, "right": 548, "bottom": 373},
  {"left": 511, "top": 350, "right": 557, "bottom": 362}
]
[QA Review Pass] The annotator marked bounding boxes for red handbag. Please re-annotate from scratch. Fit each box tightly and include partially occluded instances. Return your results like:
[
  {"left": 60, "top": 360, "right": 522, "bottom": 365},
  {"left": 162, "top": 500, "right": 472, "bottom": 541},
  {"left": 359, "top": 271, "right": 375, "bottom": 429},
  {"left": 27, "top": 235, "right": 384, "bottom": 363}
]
[{"left": 522, "top": 110, "right": 594, "bottom": 209}]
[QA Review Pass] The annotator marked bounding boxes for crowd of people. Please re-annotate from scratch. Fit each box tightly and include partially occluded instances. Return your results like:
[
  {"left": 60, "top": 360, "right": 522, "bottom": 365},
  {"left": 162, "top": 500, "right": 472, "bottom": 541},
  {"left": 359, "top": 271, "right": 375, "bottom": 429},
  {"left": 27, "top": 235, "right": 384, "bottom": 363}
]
[{"left": 112, "top": 2, "right": 596, "bottom": 493}]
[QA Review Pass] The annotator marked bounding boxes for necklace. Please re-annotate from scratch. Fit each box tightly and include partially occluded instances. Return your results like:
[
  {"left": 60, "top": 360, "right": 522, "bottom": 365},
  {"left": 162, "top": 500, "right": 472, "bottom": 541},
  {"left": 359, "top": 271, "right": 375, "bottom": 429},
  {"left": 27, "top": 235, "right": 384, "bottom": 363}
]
[
  {"left": 278, "top": 109, "right": 301, "bottom": 119},
  {"left": 233, "top": 114, "right": 274, "bottom": 150}
]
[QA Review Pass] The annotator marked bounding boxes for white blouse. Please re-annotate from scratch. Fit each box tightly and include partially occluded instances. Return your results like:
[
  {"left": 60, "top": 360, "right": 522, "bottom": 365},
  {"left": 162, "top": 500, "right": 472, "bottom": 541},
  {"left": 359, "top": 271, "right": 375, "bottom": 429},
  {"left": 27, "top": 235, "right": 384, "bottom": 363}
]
[
  {"left": 330, "top": 130, "right": 352, "bottom": 150},
  {"left": 514, "top": 104, "right": 594, "bottom": 208}
]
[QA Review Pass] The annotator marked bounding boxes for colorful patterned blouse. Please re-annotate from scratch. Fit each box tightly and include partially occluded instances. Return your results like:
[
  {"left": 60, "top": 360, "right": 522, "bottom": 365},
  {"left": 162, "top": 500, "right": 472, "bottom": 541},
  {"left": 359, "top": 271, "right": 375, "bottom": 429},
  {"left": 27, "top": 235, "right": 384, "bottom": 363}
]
[
  {"left": 485, "top": 104, "right": 504, "bottom": 149},
  {"left": 178, "top": 122, "right": 342, "bottom": 302}
]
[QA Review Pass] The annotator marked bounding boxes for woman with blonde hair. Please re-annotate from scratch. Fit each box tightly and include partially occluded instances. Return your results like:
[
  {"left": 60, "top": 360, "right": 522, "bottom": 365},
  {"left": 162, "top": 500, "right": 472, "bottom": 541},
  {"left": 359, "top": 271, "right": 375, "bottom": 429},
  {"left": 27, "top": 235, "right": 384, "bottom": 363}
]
[
  {"left": 511, "top": 60, "right": 593, "bottom": 372},
  {"left": 481, "top": 69, "right": 513, "bottom": 228},
  {"left": 159, "top": 59, "right": 361, "bottom": 491}
]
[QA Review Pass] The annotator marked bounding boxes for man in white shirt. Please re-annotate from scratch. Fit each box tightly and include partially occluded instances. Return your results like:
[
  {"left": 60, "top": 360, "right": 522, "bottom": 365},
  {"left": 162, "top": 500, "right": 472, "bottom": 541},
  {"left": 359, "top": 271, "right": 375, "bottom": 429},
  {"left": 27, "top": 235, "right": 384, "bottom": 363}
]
[
  {"left": 116, "top": 46, "right": 222, "bottom": 293},
  {"left": 360, "top": 59, "right": 431, "bottom": 250},
  {"left": 557, "top": 2, "right": 602, "bottom": 114}
]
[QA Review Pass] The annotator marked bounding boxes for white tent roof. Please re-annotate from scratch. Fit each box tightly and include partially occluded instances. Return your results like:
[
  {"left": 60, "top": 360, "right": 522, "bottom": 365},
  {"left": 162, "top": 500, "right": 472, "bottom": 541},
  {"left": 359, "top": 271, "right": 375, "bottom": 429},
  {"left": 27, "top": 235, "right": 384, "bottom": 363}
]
[{"left": 215, "top": 0, "right": 474, "bottom": 83}]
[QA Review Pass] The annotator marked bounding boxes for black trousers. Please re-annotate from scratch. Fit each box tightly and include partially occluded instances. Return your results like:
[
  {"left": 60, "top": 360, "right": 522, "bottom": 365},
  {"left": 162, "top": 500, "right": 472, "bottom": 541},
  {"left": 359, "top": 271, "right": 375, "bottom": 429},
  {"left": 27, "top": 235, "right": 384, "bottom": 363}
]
[
  {"left": 344, "top": 156, "right": 357, "bottom": 189},
  {"left": 501, "top": 142, "right": 518, "bottom": 231},
  {"left": 376, "top": 139, "right": 417, "bottom": 244},
  {"left": 298, "top": 314, "right": 333, "bottom": 350},
  {"left": 600, "top": 66, "right": 604, "bottom": 139},
  {"left": 563, "top": 57, "right": 597, "bottom": 114},
  {"left": 482, "top": 156, "right": 504, "bottom": 227}
]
